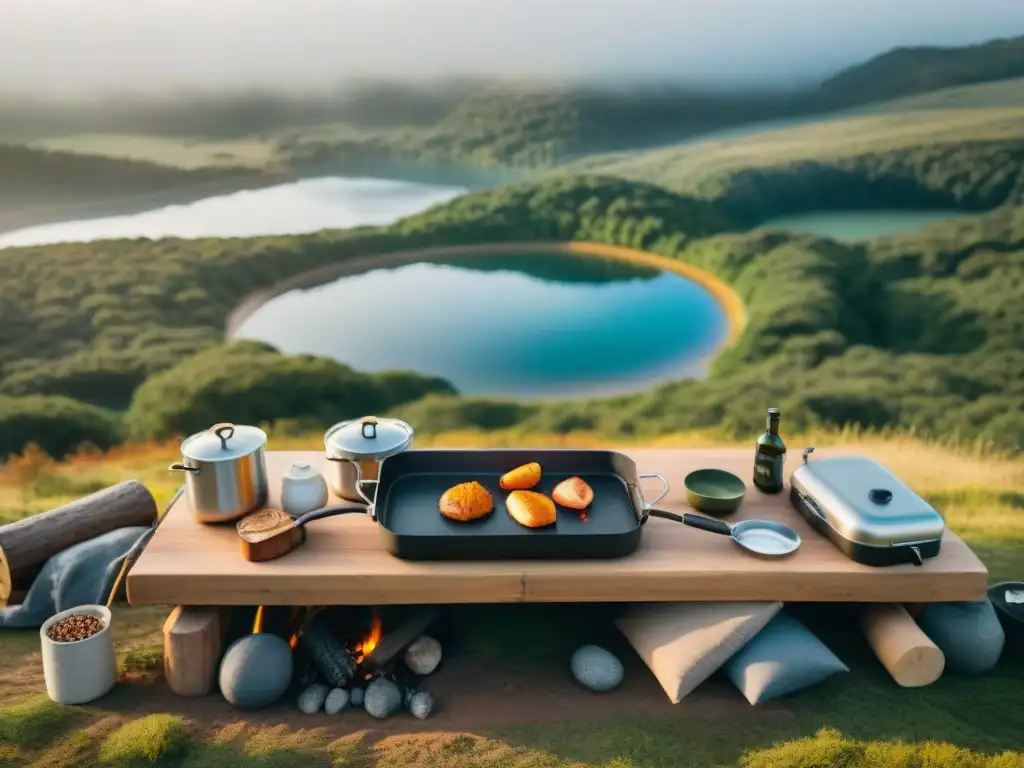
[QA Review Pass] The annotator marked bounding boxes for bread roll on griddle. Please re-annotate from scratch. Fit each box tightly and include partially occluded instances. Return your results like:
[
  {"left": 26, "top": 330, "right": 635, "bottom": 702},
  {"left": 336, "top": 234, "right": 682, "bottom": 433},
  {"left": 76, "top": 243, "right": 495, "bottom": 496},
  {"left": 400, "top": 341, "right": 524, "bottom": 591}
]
[{"left": 506, "top": 490, "right": 557, "bottom": 529}]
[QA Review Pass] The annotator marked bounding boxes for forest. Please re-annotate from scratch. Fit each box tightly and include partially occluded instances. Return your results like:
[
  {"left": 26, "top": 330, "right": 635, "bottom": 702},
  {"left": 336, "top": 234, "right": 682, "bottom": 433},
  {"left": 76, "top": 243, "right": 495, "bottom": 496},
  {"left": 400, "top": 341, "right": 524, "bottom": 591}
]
[{"left": 1, "top": 173, "right": 1021, "bottom": 458}]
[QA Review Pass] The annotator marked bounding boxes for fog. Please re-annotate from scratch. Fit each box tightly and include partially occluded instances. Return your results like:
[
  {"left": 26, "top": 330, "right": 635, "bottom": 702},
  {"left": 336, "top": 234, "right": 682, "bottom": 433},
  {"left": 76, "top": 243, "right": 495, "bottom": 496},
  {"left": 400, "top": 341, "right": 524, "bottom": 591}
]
[{"left": 2, "top": 0, "right": 1023, "bottom": 98}]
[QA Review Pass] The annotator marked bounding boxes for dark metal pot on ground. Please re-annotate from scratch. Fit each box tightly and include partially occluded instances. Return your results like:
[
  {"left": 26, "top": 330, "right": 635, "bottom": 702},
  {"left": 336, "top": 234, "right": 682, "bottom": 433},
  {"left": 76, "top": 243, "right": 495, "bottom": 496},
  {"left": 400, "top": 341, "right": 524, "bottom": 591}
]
[
  {"left": 170, "top": 422, "right": 269, "bottom": 524},
  {"left": 323, "top": 416, "right": 414, "bottom": 509}
]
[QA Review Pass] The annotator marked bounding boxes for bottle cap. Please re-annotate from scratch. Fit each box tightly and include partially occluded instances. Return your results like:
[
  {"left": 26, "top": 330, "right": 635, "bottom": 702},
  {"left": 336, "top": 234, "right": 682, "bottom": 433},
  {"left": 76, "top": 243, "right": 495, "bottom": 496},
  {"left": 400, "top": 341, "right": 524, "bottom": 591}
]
[{"left": 767, "top": 408, "right": 780, "bottom": 416}]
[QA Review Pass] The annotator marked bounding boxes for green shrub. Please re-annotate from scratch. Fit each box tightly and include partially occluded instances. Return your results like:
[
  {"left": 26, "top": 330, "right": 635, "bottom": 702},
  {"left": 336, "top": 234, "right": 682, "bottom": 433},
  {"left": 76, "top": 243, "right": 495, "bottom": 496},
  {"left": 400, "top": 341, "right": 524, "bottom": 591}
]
[
  {"left": 0, "top": 395, "right": 122, "bottom": 460},
  {"left": 123, "top": 342, "right": 456, "bottom": 441}
]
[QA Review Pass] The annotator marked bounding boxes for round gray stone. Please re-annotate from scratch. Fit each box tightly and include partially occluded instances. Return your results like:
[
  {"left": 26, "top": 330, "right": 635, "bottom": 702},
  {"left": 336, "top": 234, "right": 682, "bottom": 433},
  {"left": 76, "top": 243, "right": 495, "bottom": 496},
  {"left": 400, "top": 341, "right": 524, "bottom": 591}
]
[
  {"left": 298, "top": 682, "right": 330, "bottom": 714},
  {"left": 349, "top": 687, "right": 365, "bottom": 707},
  {"left": 219, "top": 633, "right": 294, "bottom": 710},
  {"left": 324, "top": 687, "right": 350, "bottom": 714},
  {"left": 364, "top": 677, "right": 403, "bottom": 719},
  {"left": 408, "top": 691, "right": 435, "bottom": 720},
  {"left": 569, "top": 645, "right": 624, "bottom": 692}
]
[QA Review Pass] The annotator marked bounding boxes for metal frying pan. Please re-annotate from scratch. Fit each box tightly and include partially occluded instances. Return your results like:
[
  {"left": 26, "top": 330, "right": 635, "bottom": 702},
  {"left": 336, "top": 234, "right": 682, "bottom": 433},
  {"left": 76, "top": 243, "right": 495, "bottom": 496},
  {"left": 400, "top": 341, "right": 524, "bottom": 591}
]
[{"left": 647, "top": 509, "right": 801, "bottom": 557}]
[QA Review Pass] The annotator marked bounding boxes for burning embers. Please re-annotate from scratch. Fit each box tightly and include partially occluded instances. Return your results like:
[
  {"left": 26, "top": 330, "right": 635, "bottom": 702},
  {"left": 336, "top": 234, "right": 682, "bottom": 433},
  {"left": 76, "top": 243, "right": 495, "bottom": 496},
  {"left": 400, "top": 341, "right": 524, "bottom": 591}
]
[
  {"left": 353, "top": 608, "right": 383, "bottom": 664},
  {"left": 237, "top": 604, "right": 442, "bottom": 719}
]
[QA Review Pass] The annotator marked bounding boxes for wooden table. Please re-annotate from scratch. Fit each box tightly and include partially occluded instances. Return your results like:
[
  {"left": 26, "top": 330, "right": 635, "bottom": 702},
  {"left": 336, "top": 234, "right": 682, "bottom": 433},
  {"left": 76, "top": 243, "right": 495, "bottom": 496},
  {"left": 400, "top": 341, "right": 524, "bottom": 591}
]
[{"left": 128, "top": 448, "right": 988, "bottom": 607}]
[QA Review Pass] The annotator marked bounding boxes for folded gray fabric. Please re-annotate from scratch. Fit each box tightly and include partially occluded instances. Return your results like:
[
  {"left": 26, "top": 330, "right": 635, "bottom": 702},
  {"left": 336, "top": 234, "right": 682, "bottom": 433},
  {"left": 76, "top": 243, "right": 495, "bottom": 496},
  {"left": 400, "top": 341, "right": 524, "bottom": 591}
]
[
  {"left": 917, "top": 599, "right": 1006, "bottom": 675},
  {"left": 0, "top": 526, "right": 151, "bottom": 629}
]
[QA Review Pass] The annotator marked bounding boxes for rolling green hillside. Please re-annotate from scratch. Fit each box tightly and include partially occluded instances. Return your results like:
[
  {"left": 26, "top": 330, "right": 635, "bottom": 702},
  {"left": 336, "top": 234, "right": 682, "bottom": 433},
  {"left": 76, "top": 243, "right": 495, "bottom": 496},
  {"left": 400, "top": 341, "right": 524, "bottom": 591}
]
[
  {"left": 1, "top": 175, "right": 1021, "bottom": 458},
  {"left": 566, "top": 107, "right": 1024, "bottom": 223},
  {"left": 0, "top": 143, "right": 278, "bottom": 233},
  {"left": 819, "top": 34, "right": 1024, "bottom": 106}
]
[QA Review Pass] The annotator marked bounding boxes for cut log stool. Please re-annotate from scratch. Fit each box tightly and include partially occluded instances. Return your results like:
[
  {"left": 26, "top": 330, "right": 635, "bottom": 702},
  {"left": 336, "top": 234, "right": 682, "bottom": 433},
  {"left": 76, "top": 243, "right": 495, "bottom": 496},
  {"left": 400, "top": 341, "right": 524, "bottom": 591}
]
[
  {"left": 858, "top": 603, "right": 945, "bottom": 687},
  {"left": 163, "top": 606, "right": 231, "bottom": 696}
]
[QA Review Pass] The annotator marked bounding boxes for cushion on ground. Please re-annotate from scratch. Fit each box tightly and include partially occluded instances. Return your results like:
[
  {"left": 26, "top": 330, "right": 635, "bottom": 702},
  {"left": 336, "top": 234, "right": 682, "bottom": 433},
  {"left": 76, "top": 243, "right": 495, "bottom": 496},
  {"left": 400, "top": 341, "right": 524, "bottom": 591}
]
[
  {"left": 722, "top": 611, "right": 849, "bottom": 704},
  {"left": 988, "top": 582, "right": 1024, "bottom": 661},
  {"left": 916, "top": 600, "right": 1005, "bottom": 674},
  {"left": 615, "top": 601, "right": 782, "bottom": 703}
]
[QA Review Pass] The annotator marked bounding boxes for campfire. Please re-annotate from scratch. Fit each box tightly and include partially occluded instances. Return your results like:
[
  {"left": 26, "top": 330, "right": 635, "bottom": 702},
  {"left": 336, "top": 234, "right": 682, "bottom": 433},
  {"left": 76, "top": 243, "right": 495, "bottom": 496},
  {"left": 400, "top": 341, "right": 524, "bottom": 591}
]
[
  {"left": 241, "top": 604, "right": 441, "bottom": 718},
  {"left": 353, "top": 608, "right": 383, "bottom": 664}
]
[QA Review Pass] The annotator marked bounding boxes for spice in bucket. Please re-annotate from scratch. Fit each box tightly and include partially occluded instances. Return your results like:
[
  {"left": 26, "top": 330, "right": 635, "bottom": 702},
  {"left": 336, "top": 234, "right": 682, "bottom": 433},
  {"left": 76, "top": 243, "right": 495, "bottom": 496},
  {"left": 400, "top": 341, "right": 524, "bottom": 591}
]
[{"left": 47, "top": 614, "right": 106, "bottom": 643}]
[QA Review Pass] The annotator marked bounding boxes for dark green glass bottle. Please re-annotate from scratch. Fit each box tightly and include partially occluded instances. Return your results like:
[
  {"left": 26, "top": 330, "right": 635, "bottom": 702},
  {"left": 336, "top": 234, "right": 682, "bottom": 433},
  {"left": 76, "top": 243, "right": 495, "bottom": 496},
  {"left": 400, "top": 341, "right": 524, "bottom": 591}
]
[{"left": 753, "top": 407, "right": 787, "bottom": 494}]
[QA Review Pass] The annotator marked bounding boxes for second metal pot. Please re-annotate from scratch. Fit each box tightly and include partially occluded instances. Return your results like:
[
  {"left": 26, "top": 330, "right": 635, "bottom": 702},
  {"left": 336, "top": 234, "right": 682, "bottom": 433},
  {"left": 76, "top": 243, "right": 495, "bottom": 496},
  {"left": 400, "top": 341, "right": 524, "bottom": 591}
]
[
  {"left": 323, "top": 416, "right": 413, "bottom": 510},
  {"left": 170, "top": 422, "right": 268, "bottom": 524}
]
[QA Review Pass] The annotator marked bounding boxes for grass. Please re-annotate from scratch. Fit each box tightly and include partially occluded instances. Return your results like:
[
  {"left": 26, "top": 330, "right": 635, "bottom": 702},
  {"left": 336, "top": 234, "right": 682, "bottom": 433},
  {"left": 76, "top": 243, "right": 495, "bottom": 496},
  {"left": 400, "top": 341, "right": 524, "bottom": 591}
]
[
  {"left": 3, "top": 689, "right": 1024, "bottom": 767},
  {"left": 28, "top": 135, "right": 280, "bottom": 171},
  {"left": 567, "top": 105, "right": 1024, "bottom": 197},
  {"left": 97, "top": 714, "right": 190, "bottom": 765}
]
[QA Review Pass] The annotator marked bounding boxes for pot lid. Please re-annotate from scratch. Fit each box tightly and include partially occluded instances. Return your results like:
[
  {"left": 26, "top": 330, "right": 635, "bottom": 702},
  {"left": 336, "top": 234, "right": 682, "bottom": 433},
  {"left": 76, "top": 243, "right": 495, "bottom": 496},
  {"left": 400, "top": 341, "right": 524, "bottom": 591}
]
[
  {"left": 324, "top": 416, "right": 413, "bottom": 461},
  {"left": 181, "top": 423, "right": 267, "bottom": 462}
]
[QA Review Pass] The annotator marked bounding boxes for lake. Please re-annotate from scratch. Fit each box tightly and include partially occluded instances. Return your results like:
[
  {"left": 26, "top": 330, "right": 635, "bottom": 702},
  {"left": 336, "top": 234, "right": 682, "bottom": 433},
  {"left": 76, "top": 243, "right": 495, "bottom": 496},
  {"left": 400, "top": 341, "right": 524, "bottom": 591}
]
[
  {"left": 760, "top": 210, "right": 971, "bottom": 241},
  {"left": 232, "top": 251, "right": 730, "bottom": 399},
  {"left": 0, "top": 176, "right": 467, "bottom": 248}
]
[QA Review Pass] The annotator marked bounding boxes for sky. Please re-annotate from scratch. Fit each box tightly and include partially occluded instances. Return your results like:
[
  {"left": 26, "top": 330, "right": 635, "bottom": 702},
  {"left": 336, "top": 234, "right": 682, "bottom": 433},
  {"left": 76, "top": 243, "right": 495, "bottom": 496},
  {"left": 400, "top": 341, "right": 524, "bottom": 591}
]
[{"left": 2, "top": 0, "right": 1023, "bottom": 98}]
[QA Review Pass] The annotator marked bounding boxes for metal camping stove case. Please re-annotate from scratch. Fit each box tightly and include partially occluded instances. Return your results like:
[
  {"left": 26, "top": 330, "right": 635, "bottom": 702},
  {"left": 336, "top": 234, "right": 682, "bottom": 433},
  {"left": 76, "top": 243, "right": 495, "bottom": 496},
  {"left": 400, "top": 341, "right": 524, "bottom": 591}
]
[{"left": 789, "top": 447, "right": 945, "bottom": 567}]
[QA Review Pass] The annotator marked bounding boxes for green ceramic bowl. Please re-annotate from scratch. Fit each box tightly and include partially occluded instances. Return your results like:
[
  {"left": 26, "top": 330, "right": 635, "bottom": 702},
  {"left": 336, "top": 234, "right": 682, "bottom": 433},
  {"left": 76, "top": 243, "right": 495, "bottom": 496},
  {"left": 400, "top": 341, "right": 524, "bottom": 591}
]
[{"left": 684, "top": 468, "right": 747, "bottom": 515}]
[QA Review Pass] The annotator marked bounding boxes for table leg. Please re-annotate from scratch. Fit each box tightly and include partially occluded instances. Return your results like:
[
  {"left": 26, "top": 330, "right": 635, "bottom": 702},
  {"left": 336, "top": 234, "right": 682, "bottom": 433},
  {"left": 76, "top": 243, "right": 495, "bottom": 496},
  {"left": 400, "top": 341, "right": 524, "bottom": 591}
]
[
  {"left": 857, "top": 603, "right": 945, "bottom": 687},
  {"left": 163, "top": 606, "right": 231, "bottom": 696}
]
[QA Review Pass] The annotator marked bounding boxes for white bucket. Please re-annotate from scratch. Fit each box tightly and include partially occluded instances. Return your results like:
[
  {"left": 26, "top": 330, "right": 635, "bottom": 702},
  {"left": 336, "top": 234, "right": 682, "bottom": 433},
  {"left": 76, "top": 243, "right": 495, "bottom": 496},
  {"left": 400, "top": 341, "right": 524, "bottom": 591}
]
[{"left": 39, "top": 605, "right": 117, "bottom": 705}]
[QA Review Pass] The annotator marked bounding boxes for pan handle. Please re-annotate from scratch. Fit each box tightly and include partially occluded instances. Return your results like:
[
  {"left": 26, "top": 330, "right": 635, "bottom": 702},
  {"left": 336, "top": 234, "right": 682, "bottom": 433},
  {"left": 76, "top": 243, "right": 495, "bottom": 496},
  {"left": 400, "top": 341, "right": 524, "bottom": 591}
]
[
  {"left": 645, "top": 509, "right": 684, "bottom": 524},
  {"left": 292, "top": 503, "right": 368, "bottom": 528},
  {"left": 638, "top": 473, "right": 670, "bottom": 507},
  {"left": 682, "top": 513, "right": 733, "bottom": 536}
]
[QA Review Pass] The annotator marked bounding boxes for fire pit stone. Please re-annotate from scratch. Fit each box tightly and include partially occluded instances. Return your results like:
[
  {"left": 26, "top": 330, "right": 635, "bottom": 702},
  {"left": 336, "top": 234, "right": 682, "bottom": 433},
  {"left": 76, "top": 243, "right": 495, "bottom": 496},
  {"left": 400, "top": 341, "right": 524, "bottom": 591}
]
[
  {"left": 298, "top": 682, "right": 330, "bottom": 714},
  {"left": 219, "top": 633, "right": 294, "bottom": 710},
  {"left": 364, "top": 677, "right": 403, "bottom": 719},
  {"left": 404, "top": 635, "right": 442, "bottom": 676},
  {"left": 570, "top": 644, "right": 624, "bottom": 692},
  {"left": 408, "top": 690, "right": 435, "bottom": 720},
  {"left": 325, "top": 687, "right": 350, "bottom": 714},
  {"left": 349, "top": 686, "right": 365, "bottom": 707}
]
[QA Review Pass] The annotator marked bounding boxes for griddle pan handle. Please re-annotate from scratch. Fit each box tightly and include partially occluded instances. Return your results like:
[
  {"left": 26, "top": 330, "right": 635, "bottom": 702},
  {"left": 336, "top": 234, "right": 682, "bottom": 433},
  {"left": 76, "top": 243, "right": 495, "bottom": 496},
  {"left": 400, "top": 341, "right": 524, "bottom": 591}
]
[
  {"left": 681, "top": 513, "right": 733, "bottom": 536},
  {"left": 646, "top": 509, "right": 685, "bottom": 524},
  {"left": 638, "top": 473, "right": 670, "bottom": 507},
  {"left": 292, "top": 503, "right": 368, "bottom": 528}
]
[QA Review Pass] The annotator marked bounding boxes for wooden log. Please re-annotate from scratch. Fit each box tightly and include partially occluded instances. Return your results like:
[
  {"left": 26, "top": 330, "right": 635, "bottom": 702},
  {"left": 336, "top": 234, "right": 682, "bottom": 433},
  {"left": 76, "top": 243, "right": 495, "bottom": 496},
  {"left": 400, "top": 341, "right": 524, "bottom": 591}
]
[
  {"left": 858, "top": 603, "right": 945, "bottom": 687},
  {"left": 0, "top": 480, "right": 157, "bottom": 591},
  {"left": 362, "top": 606, "right": 439, "bottom": 674},
  {"left": 163, "top": 606, "right": 230, "bottom": 697},
  {"left": 0, "top": 545, "right": 9, "bottom": 607}
]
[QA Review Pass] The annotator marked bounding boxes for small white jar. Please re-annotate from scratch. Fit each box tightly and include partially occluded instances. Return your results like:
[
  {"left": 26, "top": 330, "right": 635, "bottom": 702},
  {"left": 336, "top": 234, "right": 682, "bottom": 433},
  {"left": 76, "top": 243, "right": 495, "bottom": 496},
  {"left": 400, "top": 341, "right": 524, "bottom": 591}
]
[
  {"left": 281, "top": 461, "right": 329, "bottom": 518},
  {"left": 40, "top": 604, "right": 117, "bottom": 705}
]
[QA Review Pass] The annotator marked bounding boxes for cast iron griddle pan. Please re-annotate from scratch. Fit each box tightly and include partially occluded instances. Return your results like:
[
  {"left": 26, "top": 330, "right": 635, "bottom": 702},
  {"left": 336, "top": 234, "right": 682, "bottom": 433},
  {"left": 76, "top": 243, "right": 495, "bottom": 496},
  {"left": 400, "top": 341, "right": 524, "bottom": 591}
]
[{"left": 373, "top": 449, "right": 667, "bottom": 560}]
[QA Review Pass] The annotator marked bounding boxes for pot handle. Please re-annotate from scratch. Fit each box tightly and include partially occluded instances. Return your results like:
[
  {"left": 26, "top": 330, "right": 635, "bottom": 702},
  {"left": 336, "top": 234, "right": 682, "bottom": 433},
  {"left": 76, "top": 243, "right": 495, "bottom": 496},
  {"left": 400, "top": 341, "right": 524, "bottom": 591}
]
[
  {"left": 638, "top": 473, "right": 670, "bottom": 507},
  {"left": 361, "top": 416, "right": 378, "bottom": 439},
  {"left": 169, "top": 463, "right": 200, "bottom": 474},
  {"left": 211, "top": 422, "right": 235, "bottom": 450},
  {"left": 357, "top": 479, "right": 378, "bottom": 518}
]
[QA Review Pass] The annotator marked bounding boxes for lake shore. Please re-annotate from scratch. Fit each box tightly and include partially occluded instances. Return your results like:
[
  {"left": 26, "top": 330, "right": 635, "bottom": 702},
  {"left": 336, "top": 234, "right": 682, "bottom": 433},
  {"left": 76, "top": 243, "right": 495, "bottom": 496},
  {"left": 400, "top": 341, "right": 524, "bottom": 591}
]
[
  {"left": 225, "top": 240, "right": 748, "bottom": 345},
  {"left": 0, "top": 173, "right": 281, "bottom": 238}
]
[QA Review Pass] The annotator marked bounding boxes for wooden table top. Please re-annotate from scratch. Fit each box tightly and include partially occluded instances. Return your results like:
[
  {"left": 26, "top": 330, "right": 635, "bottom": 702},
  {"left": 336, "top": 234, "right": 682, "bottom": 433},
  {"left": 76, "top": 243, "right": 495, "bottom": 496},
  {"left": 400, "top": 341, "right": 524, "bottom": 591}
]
[{"left": 126, "top": 448, "right": 989, "bottom": 606}]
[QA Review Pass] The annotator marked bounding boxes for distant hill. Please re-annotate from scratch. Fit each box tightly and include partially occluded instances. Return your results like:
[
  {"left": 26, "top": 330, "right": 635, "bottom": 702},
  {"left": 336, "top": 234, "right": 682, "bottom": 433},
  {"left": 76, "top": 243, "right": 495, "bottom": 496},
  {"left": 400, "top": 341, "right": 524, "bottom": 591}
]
[
  {"left": 6, "top": 33, "right": 1024, "bottom": 172},
  {"left": 820, "top": 34, "right": 1024, "bottom": 106}
]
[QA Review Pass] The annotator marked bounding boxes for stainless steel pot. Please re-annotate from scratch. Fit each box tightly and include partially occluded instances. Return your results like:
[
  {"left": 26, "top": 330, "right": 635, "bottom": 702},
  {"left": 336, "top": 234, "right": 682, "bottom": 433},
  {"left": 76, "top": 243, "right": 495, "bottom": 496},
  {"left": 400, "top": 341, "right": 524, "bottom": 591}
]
[
  {"left": 169, "top": 422, "right": 268, "bottom": 524},
  {"left": 324, "top": 416, "right": 413, "bottom": 511}
]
